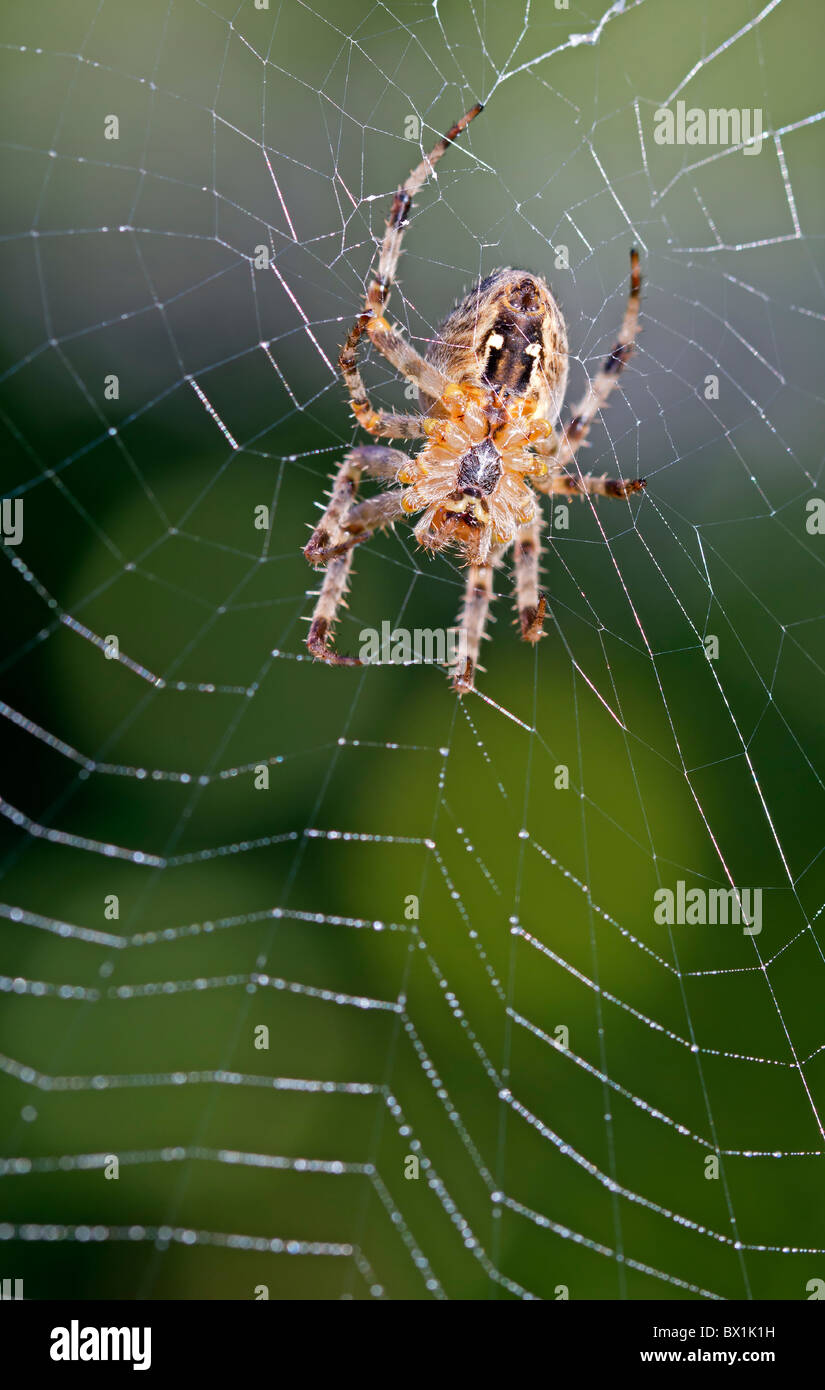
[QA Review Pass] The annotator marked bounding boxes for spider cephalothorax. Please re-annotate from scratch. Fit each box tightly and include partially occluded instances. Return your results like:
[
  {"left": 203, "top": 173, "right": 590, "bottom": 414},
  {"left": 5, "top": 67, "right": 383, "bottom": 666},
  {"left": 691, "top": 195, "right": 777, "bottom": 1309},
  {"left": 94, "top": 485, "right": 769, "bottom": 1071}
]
[
  {"left": 400, "top": 385, "right": 552, "bottom": 566},
  {"left": 303, "top": 102, "right": 645, "bottom": 692}
]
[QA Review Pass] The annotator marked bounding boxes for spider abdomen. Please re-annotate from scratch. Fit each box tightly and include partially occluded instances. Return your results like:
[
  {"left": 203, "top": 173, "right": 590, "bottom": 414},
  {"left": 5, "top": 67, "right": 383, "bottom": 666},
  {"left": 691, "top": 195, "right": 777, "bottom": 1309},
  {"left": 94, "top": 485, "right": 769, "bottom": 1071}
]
[{"left": 427, "top": 268, "right": 569, "bottom": 424}]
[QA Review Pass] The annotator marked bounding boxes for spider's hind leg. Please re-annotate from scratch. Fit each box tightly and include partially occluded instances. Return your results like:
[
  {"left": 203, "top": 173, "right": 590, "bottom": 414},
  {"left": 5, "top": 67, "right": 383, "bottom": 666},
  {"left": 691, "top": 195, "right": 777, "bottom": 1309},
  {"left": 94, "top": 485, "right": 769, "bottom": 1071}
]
[
  {"left": 304, "top": 445, "right": 406, "bottom": 665},
  {"left": 339, "top": 102, "right": 482, "bottom": 436},
  {"left": 549, "top": 248, "right": 644, "bottom": 475},
  {"left": 535, "top": 470, "right": 646, "bottom": 502}
]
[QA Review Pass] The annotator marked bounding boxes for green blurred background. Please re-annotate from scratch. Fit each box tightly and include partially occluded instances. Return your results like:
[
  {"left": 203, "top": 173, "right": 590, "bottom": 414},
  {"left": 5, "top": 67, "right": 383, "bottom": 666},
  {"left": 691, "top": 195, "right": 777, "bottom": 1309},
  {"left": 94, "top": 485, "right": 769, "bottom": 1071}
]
[{"left": 1, "top": 0, "right": 824, "bottom": 1300}]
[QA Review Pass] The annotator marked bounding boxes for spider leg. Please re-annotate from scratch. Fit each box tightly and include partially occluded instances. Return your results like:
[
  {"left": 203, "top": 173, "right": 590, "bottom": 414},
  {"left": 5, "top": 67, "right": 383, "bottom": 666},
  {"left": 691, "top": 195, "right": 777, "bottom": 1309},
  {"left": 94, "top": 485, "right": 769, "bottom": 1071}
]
[
  {"left": 452, "top": 561, "right": 496, "bottom": 695},
  {"left": 339, "top": 102, "right": 482, "bottom": 435},
  {"left": 304, "top": 446, "right": 406, "bottom": 665},
  {"left": 513, "top": 520, "right": 547, "bottom": 642},
  {"left": 365, "top": 318, "right": 446, "bottom": 402},
  {"left": 304, "top": 446, "right": 403, "bottom": 563},
  {"left": 307, "top": 490, "right": 406, "bottom": 564},
  {"left": 535, "top": 471, "right": 646, "bottom": 501},
  {"left": 553, "top": 248, "right": 643, "bottom": 471},
  {"left": 374, "top": 103, "right": 483, "bottom": 319},
  {"left": 338, "top": 490, "right": 406, "bottom": 551},
  {"left": 307, "top": 551, "right": 361, "bottom": 666}
]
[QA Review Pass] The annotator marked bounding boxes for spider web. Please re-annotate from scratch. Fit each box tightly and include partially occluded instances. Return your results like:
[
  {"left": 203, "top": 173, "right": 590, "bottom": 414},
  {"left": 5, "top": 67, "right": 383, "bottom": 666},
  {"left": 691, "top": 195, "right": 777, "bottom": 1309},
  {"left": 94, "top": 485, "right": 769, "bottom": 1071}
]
[{"left": 0, "top": 0, "right": 824, "bottom": 1301}]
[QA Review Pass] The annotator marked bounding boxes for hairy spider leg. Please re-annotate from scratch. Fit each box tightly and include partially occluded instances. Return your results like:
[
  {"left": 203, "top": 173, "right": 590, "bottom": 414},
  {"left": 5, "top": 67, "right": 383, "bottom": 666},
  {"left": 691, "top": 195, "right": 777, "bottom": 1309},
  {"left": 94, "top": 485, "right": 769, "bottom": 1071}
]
[
  {"left": 339, "top": 102, "right": 483, "bottom": 439},
  {"left": 513, "top": 519, "right": 547, "bottom": 642},
  {"left": 452, "top": 557, "right": 499, "bottom": 694},
  {"left": 305, "top": 446, "right": 407, "bottom": 664},
  {"left": 451, "top": 520, "right": 545, "bottom": 696},
  {"left": 540, "top": 472, "right": 646, "bottom": 501},
  {"left": 535, "top": 249, "right": 644, "bottom": 488}
]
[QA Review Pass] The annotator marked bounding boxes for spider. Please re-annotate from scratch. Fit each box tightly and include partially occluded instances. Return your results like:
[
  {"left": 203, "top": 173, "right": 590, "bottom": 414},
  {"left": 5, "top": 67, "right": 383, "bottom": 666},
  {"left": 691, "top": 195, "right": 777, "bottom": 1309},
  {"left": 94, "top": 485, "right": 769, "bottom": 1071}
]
[{"left": 303, "top": 102, "right": 645, "bottom": 693}]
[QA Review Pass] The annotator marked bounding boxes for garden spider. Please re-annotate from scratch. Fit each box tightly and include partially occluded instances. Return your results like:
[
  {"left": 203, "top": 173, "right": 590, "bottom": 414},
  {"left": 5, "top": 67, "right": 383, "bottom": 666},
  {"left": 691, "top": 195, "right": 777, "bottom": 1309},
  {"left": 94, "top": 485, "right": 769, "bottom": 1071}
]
[{"left": 304, "top": 102, "right": 645, "bottom": 693}]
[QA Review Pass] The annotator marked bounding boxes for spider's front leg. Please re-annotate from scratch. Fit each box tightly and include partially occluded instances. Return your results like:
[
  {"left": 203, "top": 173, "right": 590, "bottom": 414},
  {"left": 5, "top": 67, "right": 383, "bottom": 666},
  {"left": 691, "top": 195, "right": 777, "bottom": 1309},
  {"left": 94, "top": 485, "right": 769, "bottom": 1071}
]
[
  {"left": 451, "top": 557, "right": 502, "bottom": 695},
  {"left": 304, "top": 446, "right": 406, "bottom": 666},
  {"left": 305, "top": 552, "right": 361, "bottom": 667},
  {"left": 513, "top": 519, "right": 547, "bottom": 643}
]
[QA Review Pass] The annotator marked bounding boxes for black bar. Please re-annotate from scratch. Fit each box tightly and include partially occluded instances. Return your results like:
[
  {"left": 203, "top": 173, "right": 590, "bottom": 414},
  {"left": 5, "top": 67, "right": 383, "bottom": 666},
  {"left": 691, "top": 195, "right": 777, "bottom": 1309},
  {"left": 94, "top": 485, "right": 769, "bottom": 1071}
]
[{"left": 0, "top": 1298, "right": 819, "bottom": 1376}]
